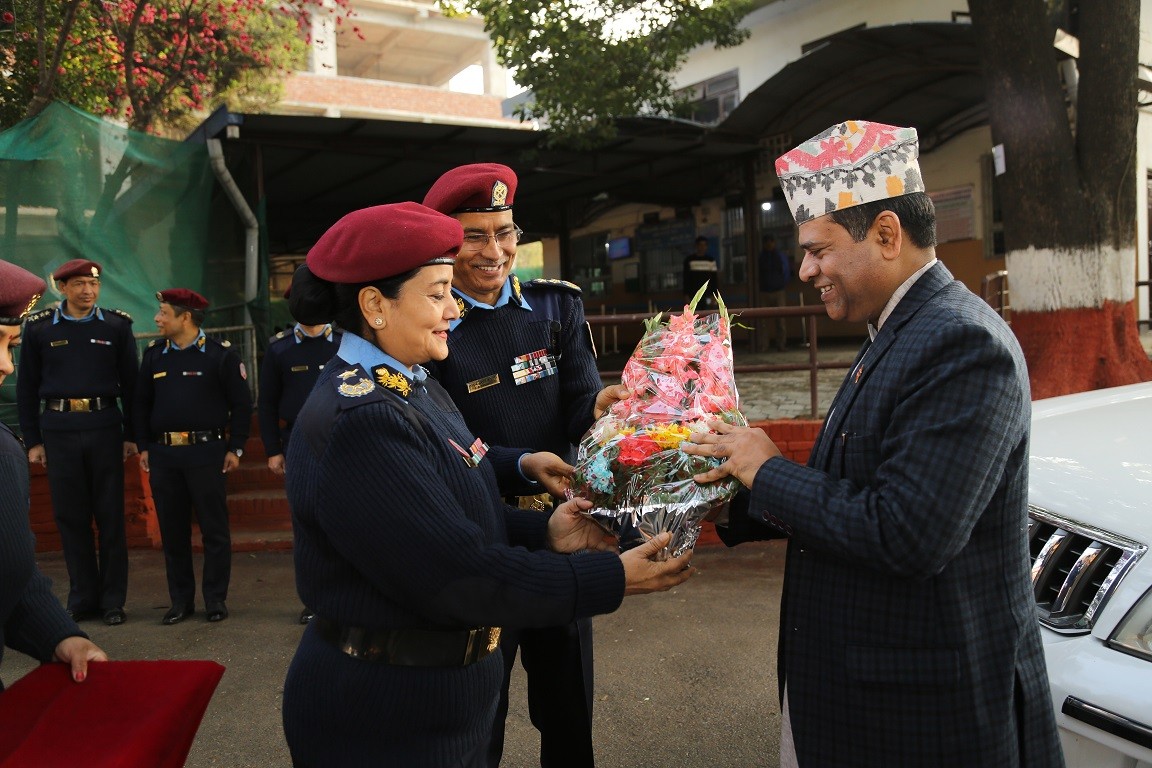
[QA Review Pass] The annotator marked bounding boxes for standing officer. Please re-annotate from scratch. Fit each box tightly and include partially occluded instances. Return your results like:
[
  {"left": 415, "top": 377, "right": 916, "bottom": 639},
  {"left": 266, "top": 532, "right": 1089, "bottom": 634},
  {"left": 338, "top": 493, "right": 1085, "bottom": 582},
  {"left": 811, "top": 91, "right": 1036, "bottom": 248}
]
[
  {"left": 134, "top": 289, "right": 251, "bottom": 625},
  {"left": 16, "top": 258, "right": 138, "bottom": 627},
  {"left": 423, "top": 163, "right": 613, "bottom": 768},
  {"left": 257, "top": 306, "right": 340, "bottom": 624}
]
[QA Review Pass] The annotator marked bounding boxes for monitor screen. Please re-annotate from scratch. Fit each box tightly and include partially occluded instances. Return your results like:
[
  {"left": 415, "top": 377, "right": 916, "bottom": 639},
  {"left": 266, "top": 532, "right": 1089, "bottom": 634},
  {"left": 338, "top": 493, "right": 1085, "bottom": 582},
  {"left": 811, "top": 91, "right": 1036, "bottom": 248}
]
[{"left": 607, "top": 236, "right": 632, "bottom": 260}]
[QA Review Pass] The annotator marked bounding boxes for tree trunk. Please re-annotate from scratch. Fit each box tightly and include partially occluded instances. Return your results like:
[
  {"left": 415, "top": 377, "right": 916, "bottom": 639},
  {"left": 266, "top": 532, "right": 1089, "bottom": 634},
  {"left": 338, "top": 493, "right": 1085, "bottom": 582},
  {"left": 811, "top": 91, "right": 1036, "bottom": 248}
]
[{"left": 969, "top": 0, "right": 1151, "bottom": 398}]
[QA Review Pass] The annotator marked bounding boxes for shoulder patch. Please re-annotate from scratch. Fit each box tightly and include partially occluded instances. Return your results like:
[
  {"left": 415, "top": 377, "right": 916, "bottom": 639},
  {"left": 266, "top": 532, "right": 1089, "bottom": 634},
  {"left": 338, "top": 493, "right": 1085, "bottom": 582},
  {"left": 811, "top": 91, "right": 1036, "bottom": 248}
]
[
  {"left": 528, "top": 278, "right": 582, "bottom": 295},
  {"left": 108, "top": 308, "right": 133, "bottom": 322},
  {"left": 330, "top": 365, "right": 385, "bottom": 408},
  {"left": 25, "top": 309, "right": 53, "bottom": 323}
]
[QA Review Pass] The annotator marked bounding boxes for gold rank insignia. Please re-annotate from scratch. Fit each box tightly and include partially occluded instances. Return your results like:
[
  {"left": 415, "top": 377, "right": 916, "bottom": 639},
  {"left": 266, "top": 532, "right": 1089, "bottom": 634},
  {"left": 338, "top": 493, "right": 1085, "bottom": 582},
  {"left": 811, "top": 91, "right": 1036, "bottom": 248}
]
[
  {"left": 455, "top": 295, "right": 468, "bottom": 320},
  {"left": 491, "top": 180, "right": 509, "bottom": 208},
  {"left": 373, "top": 366, "right": 412, "bottom": 398},
  {"left": 510, "top": 275, "right": 522, "bottom": 306},
  {"left": 336, "top": 368, "right": 374, "bottom": 398}
]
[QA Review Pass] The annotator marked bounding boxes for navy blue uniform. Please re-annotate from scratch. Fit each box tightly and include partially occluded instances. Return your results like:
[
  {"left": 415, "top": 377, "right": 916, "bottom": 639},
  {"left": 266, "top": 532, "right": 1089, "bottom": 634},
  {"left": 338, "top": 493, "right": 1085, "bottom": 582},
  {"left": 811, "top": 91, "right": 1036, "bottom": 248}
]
[
  {"left": 15, "top": 306, "right": 138, "bottom": 615},
  {"left": 1, "top": 422, "right": 88, "bottom": 680},
  {"left": 282, "top": 343, "right": 624, "bottom": 767},
  {"left": 133, "top": 332, "right": 252, "bottom": 608},
  {"left": 426, "top": 277, "right": 602, "bottom": 768},
  {"left": 257, "top": 325, "right": 340, "bottom": 459}
]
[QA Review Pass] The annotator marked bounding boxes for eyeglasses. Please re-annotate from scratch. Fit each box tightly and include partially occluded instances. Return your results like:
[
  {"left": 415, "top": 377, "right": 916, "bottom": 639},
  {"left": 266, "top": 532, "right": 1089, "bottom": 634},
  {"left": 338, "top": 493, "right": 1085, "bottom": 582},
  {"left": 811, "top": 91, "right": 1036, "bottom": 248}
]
[{"left": 461, "top": 226, "right": 523, "bottom": 251}]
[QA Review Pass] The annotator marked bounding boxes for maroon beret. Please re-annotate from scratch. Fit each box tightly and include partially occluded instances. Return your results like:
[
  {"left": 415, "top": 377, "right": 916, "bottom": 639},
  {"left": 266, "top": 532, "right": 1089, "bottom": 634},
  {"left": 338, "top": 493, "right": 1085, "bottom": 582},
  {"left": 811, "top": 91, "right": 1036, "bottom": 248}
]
[
  {"left": 0, "top": 260, "right": 47, "bottom": 324},
  {"left": 156, "top": 288, "right": 209, "bottom": 311},
  {"left": 306, "top": 202, "right": 462, "bottom": 284},
  {"left": 422, "top": 163, "right": 517, "bottom": 215},
  {"left": 52, "top": 259, "right": 102, "bottom": 282}
]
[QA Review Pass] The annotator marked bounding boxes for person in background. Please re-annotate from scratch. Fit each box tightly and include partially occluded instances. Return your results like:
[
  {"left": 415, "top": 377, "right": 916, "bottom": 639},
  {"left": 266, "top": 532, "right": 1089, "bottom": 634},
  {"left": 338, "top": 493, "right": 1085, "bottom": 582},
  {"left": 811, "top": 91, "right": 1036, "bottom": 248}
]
[
  {"left": 134, "top": 289, "right": 252, "bottom": 626},
  {"left": 757, "top": 234, "right": 793, "bottom": 351},
  {"left": 0, "top": 259, "right": 107, "bottom": 686},
  {"left": 257, "top": 294, "right": 341, "bottom": 624},
  {"left": 422, "top": 163, "right": 626, "bottom": 768},
  {"left": 280, "top": 202, "right": 692, "bottom": 767},
  {"left": 683, "top": 120, "right": 1064, "bottom": 767},
  {"left": 16, "top": 259, "right": 138, "bottom": 627},
  {"left": 682, "top": 235, "right": 718, "bottom": 308}
]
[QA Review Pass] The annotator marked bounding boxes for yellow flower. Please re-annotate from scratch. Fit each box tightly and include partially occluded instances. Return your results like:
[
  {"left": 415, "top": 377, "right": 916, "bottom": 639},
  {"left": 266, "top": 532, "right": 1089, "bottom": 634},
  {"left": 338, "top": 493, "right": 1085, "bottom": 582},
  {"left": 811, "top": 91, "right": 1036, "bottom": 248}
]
[{"left": 646, "top": 423, "right": 693, "bottom": 450}]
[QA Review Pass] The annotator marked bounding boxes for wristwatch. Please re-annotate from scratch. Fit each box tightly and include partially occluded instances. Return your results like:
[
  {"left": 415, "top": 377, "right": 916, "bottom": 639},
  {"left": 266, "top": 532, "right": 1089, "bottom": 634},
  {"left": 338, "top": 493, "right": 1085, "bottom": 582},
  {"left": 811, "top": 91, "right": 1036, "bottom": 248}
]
[{"left": 231, "top": 448, "right": 244, "bottom": 458}]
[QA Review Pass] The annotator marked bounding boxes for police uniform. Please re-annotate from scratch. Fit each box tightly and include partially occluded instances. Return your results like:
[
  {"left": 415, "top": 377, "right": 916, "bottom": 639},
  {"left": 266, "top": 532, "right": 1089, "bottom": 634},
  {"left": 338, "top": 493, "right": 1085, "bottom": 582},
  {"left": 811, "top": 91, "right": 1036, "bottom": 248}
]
[
  {"left": 257, "top": 323, "right": 340, "bottom": 460},
  {"left": 279, "top": 203, "right": 626, "bottom": 768},
  {"left": 0, "top": 260, "right": 90, "bottom": 682},
  {"left": 15, "top": 259, "right": 137, "bottom": 624},
  {"left": 134, "top": 292, "right": 251, "bottom": 622},
  {"left": 423, "top": 164, "right": 601, "bottom": 768}
]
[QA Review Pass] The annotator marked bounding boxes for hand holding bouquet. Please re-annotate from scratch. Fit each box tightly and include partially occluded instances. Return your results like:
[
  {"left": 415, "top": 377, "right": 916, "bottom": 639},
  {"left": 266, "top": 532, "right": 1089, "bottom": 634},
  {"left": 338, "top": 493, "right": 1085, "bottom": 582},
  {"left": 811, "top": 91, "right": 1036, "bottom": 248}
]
[{"left": 571, "top": 284, "right": 747, "bottom": 558}]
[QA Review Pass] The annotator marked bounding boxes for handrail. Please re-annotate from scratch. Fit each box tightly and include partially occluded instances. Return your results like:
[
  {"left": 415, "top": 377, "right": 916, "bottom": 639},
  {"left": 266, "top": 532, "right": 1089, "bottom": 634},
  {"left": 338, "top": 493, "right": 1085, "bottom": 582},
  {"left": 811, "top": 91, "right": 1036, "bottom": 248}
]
[{"left": 587, "top": 305, "right": 852, "bottom": 418}]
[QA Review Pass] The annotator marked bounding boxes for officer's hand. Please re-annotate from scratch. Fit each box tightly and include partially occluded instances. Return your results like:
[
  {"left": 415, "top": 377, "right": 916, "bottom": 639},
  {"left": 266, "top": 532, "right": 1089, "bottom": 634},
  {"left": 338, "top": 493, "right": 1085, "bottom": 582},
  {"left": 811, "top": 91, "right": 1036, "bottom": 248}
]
[
  {"left": 54, "top": 635, "right": 108, "bottom": 683},
  {"left": 593, "top": 384, "right": 630, "bottom": 420},
  {"left": 222, "top": 451, "right": 240, "bottom": 474},
  {"left": 139, "top": 450, "right": 150, "bottom": 473},
  {"left": 547, "top": 497, "right": 617, "bottom": 553},
  {"left": 268, "top": 454, "right": 286, "bottom": 476},
  {"left": 681, "top": 420, "right": 780, "bottom": 489},
  {"left": 621, "top": 532, "right": 696, "bottom": 595},
  {"left": 122, "top": 441, "right": 138, "bottom": 460},
  {"left": 27, "top": 444, "right": 46, "bottom": 467},
  {"left": 520, "top": 451, "right": 572, "bottom": 497}
]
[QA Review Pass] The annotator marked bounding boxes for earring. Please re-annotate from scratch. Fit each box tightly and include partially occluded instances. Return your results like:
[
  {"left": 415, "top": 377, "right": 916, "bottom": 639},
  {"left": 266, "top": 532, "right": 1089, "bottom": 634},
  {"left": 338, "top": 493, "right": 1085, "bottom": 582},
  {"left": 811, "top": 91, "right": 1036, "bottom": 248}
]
[{"left": 374, "top": 317, "right": 384, "bottom": 327}]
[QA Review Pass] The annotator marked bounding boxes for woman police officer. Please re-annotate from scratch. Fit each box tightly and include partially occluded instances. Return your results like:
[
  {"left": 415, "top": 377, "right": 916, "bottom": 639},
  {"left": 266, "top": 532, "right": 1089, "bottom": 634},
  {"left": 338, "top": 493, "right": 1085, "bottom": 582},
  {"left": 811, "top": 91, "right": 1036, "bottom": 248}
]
[{"left": 280, "top": 202, "right": 693, "bottom": 766}]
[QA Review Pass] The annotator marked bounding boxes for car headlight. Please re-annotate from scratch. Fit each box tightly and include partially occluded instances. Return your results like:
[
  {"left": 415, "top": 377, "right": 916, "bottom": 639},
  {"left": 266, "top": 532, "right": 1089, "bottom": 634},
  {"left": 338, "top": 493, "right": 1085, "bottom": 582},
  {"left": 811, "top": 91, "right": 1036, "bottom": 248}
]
[{"left": 1109, "top": 586, "right": 1152, "bottom": 661}]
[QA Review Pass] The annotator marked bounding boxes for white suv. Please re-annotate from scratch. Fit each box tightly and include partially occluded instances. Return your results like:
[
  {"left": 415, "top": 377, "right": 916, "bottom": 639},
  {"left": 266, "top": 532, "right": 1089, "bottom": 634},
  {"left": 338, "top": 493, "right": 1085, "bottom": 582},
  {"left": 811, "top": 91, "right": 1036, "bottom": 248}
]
[{"left": 1029, "top": 382, "right": 1152, "bottom": 767}]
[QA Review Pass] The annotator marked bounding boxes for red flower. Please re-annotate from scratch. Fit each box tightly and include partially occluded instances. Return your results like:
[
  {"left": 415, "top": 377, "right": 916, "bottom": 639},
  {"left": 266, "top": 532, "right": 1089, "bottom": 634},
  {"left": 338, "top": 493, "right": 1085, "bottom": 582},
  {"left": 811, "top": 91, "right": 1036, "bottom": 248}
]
[{"left": 615, "top": 433, "right": 661, "bottom": 466}]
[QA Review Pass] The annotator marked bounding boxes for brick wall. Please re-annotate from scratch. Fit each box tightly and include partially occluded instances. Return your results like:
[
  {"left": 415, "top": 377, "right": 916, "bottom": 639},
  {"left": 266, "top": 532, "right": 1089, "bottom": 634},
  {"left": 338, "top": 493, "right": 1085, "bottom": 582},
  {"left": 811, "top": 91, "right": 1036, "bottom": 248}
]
[{"left": 283, "top": 74, "right": 518, "bottom": 122}]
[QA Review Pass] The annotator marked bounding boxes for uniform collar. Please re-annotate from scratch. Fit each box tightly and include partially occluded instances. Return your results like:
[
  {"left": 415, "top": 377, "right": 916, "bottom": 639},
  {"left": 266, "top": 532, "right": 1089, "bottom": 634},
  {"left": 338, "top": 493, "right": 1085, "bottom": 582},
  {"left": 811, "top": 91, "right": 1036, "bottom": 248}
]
[
  {"left": 449, "top": 276, "right": 532, "bottom": 330},
  {"left": 53, "top": 304, "right": 102, "bottom": 324},
  {"left": 293, "top": 323, "right": 334, "bottom": 344},
  {"left": 163, "top": 328, "right": 207, "bottom": 353},
  {"left": 337, "top": 333, "right": 425, "bottom": 382}
]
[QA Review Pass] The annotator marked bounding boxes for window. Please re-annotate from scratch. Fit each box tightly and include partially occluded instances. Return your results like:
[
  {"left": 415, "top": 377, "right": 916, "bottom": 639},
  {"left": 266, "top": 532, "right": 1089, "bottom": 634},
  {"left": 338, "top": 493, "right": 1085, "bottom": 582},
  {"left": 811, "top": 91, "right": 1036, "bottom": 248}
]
[
  {"left": 569, "top": 232, "right": 608, "bottom": 297},
  {"left": 677, "top": 70, "right": 740, "bottom": 125}
]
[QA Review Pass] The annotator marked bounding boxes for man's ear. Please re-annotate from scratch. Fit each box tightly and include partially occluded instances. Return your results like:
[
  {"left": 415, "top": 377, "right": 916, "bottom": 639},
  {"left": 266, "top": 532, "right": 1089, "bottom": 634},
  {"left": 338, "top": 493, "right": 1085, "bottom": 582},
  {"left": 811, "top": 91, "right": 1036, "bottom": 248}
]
[{"left": 873, "top": 211, "right": 902, "bottom": 261}]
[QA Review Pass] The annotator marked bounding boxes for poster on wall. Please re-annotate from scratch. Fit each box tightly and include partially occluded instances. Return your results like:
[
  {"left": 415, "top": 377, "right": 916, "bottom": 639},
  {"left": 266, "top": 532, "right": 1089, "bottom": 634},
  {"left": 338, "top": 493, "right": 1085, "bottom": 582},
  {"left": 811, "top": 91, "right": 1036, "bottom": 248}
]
[{"left": 928, "top": 185, "right": 976, "bottom": 244}]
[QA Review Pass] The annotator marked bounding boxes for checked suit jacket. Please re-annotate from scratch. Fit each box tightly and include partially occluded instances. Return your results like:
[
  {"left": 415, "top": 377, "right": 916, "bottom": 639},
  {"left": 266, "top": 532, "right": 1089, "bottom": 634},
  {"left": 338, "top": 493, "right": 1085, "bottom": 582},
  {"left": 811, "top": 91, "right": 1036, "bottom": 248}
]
[{"left": 725, "top": 262, "right": 1064, "bottom": 767}]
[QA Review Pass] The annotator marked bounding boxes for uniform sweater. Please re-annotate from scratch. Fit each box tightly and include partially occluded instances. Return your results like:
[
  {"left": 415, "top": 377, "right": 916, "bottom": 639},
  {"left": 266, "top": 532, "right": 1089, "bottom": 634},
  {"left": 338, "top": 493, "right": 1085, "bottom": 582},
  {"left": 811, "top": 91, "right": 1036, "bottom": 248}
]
[{"left": 257, "top": 326, "right": 340, "bottom": 457}]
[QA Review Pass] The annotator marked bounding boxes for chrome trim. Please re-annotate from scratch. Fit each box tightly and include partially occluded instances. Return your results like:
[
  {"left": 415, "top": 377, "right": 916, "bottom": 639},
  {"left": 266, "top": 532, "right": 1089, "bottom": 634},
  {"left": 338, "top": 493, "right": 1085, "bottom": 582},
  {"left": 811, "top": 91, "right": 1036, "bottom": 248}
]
[{"left": 1028, "top": 505, "right": 1147, "bottom": 634}]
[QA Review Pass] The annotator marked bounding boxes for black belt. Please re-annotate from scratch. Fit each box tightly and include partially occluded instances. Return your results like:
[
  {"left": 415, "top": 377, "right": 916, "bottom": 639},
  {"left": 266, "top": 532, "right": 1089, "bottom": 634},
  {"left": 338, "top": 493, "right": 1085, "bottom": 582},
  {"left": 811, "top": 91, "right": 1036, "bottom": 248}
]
[
  {"left": 313, "top": 617, "right": 501, "bottom": 667},
  {"left": 157, "top": 429, "right": 225, "bottom": 446},
  {"left": 45, "top": 397, "right": 116, "bottom": 413}
]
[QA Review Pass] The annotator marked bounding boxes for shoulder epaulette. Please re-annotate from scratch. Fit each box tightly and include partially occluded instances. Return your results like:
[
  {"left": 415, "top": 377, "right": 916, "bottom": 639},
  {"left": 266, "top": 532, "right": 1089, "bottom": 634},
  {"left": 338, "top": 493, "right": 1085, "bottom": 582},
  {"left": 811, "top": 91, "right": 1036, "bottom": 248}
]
[
  {"left": 269, "top": 330, "right": 288, "bottom": 344},
  {"left": 147, "top": 339, "right": 159, "bottom": 348},
  {"left": 219, "top": 339, "right": 232, "bottom": 348},
  {"left": 528, "top": 278, "right": 582, "bottom": 295},
  {"left": 107, "top": 308, "right": 133, "bottom": 322},
  {"left": 25, "top": 309, "right": 53, "bottom": 323}
]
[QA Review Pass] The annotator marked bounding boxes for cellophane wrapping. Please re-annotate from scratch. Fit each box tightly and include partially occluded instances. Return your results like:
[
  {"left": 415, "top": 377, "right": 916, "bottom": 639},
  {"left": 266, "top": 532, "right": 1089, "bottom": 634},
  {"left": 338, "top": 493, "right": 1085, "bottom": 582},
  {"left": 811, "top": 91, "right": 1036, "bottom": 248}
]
[{"left": 571, "top": 285, "right": 747, "bottom": 558}]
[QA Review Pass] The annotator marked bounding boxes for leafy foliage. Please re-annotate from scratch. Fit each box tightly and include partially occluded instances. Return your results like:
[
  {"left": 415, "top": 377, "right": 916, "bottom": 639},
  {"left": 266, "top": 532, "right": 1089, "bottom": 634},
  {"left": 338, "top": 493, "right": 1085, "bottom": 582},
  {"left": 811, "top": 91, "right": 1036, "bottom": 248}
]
[
  {"left": 442, "top": 0, "right": 751, "bottom": 147},
  {"left": 0, "top": 0, "right": 355, "bottom": 134}
]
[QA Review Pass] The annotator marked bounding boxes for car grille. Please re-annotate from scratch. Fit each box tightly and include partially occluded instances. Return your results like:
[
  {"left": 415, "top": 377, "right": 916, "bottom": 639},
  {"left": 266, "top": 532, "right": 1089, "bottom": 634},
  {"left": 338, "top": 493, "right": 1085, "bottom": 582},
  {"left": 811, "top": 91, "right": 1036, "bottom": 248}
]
[{"left": 1028, "top": 505, "right": 1147, "bottom": 634}]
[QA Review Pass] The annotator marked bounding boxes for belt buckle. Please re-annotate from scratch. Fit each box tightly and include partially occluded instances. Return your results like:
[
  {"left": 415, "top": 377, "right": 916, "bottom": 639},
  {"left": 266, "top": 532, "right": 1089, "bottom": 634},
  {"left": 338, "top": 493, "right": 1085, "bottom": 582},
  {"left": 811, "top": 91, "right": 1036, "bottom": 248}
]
[
  {"left": 169, "top": 431, "right": 190, "bottom": 446},
  {"left": 518, "top": 494, "right": 551, "bottom": 511},
  {"left": 69, "top": 398, "right": 90, "bottom": 413}
]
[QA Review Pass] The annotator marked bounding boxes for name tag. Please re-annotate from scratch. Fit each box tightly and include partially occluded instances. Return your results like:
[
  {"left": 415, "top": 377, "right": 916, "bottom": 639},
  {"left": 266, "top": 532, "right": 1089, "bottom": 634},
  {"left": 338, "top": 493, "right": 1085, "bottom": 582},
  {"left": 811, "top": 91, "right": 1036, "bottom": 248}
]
[
  {"left": 467, "top": 374, "right": 500, "bottom": 394},
  {"left": 50, "top": 340, "right": 68, "bottom": 347},
  {"left": 182, "top": 371, "right": 203, "bottom": 377},
  {"left": 153, "top": 372, "right": 167, "bottom": 379},
  {"left": 90, "top": 339, "right": 111, "bottom": 346},
  {"left": 290, "top": 365, "right": 309, "bottom": 372},
  {"left": 512, "top": 349, "right": 557, "bottom": 386}
]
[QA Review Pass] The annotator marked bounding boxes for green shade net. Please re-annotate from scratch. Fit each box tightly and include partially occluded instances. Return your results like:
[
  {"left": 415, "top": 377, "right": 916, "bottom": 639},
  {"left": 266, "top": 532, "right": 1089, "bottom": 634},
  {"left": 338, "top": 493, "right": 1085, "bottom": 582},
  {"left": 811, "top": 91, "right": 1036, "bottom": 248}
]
[{"left": 0, "top": 102, "right": 250, "bottom": 425}]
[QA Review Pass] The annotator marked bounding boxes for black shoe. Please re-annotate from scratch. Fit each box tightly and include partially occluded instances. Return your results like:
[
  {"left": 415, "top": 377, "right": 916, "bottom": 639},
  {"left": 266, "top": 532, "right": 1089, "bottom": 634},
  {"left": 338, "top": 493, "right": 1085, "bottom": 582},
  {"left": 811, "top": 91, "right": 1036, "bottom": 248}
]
[
  {"left": 103, "top": 608, "right": 126, "bottom": 626},
  {"left": 66, "top": 607, "right": 99, "bottom": 622},
  {"left": 162, "top": 604, "right": 195, "bottom": 625},
  {"left": 299, "top": 608, "right": 315, "bottom": 625},
  {"left": 206, "top": 602, "right": 228, "bottom": 622}
]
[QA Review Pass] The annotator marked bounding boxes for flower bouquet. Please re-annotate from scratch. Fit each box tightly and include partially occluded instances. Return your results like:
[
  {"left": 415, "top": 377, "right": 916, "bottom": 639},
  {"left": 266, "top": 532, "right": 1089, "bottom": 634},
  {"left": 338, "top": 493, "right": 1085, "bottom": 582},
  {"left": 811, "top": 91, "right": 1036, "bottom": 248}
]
[{"left": 571, "top": 283, "right": 747, "bottom": 558}]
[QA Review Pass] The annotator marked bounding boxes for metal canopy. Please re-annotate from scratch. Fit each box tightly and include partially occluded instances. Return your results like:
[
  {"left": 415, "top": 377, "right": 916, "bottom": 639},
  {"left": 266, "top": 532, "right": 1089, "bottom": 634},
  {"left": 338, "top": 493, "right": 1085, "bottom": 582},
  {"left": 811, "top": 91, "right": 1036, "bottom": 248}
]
[
  {"left": 207, "top": 112, "right": 760, "bottom": 254},
  {"left": 201, "top": 21, "right": 986, "bottom": 254},
  {"left": 720, "top": 21, "right": 986, "bottom": 154}
]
